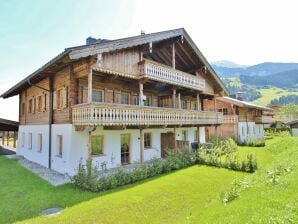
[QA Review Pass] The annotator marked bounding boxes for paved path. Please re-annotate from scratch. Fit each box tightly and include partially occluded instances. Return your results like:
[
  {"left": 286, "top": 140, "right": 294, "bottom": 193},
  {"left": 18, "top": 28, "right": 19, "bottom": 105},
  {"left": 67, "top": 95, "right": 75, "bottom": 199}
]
[{"left": 4, "top": 155, "right": 71, "bottom": 186}]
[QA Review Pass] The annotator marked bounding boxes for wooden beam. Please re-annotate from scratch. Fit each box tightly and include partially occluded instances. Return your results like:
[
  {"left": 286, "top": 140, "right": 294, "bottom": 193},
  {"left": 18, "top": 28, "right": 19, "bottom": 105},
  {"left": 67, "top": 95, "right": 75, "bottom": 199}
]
[
  {"left": 172, "top": 42, "right": 175, "bottom": 69},
  {"left": 139, "top": 81, "right": 144, "bottom": 106},
  {"left": 13, "top": 131, "right": 16, "bottom": 148},
  {"left": 197, "top": 93, "right": 201, "bottom": 111},
  {"left": 88, "top": 131, "right": 92, "bottom": 159},
  {"left": 87, "top": 66, "right": 93, "bottom": 103},
  {"left": 172, "top": 88, "right": 176, "bottom": 108},
  {"left": 176, "top": 42, "right": 197, "bottom": 66},
  {"left": 177, "top": 92, "right": 181, "bottom": 109},
  {"left": 1, "top": 131, "right": 4, "bottom": 145},
  {"left": 140, "top": 128, "right": 144, "bottom": 164}
]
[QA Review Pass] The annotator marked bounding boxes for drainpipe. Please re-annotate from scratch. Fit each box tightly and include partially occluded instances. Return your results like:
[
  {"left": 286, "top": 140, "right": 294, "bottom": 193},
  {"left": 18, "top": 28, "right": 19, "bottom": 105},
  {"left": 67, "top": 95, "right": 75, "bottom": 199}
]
[{"left": 27, "top": 78, "right": 53, "bottom": 169}]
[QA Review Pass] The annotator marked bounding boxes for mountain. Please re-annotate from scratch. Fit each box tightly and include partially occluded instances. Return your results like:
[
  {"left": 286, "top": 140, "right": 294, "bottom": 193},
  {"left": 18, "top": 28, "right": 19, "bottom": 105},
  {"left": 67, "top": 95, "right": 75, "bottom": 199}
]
[
  {"left": 211, "top": 60, "right": 248, "bottom": 68},
  {"left": 240, "top": 69, "right": 298, "bottom": 88},
  {"left": 212, "top": 62, "right": 298, "bottom": 78}
]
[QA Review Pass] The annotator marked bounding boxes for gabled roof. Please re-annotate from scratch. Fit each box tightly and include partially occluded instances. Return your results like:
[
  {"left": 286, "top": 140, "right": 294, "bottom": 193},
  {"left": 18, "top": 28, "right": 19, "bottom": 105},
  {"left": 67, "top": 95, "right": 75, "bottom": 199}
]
[
  {"left": 1, "top": 28, "right": 228, "bottom": 98},
  {"left": 0, "top": 118, "right": 19, "bottom": 131},
  {"left": 217, "top": 96, "right": 273, "bottom": 111}
]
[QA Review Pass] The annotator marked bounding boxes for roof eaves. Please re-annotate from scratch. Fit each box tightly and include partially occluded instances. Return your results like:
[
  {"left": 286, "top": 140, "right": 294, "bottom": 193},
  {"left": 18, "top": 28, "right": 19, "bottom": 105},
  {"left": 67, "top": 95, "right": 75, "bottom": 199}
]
[{"left": 1, "top": 49, "right": 71, "bottom": 98}]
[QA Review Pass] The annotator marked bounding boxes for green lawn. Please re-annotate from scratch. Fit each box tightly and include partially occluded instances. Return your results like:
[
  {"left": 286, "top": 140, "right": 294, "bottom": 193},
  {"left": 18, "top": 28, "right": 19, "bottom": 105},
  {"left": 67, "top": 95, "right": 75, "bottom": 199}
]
[
  {"left": 253, "top": 87, "right": 298, "bottom": 106},
  {"left": 1, "top": 137, "right": 298, "bottom": 223}
]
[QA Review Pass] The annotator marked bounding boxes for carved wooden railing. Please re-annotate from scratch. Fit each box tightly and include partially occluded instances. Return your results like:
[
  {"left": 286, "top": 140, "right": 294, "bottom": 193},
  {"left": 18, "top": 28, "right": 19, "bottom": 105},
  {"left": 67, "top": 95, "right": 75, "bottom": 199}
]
[
  {"left": 176, "top": 140, "right": 190, "bottom": 151},
  {"left": 222, "top": 114, "right": 238, "bottom": 124},
  {"left": 139, "top": 59, "right": 205, "bottom": 91},
  {"left": 255, "top": 115, "right": 273, "bottom": 124},
  {"left": 72, "top": 103, "right": 223, "bottom": 126}
]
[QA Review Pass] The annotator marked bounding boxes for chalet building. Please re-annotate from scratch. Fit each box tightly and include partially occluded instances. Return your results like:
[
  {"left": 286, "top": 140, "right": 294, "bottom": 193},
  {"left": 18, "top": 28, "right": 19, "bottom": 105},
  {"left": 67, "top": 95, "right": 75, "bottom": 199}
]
[
  {"left": 205, "top": 97, "right": 273, "bottom": 143},
  {"left": 1, "top": 28, "right": 228, "bottom": 175}
]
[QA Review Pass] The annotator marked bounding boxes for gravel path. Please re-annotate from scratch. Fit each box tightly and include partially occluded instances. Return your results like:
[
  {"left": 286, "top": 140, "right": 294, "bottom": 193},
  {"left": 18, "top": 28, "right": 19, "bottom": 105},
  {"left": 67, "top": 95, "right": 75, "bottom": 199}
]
[{"left": 5, "top": 155, "right": 71, "bottom": 186}]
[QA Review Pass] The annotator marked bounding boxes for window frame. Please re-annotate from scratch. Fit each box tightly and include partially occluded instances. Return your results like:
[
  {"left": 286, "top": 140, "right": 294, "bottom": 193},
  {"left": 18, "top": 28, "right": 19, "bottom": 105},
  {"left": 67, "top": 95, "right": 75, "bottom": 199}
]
[
  {"left": 21, "top": 132, "right": 25, "bottom": 147},
  {"left": 37, "top": 133, "right": 42, "bottom": 152},
  {"left": 28, "top": 133, "right": 32, "bottom": 150},
  {"left": 91, "top": 135, "right": 104, "bottom": 156},
  {"left": 120, "top": 92, "right": 130, "bottom": 105},
  {"left": 144, "top": 133, "right": 152, "bottom": 149},
  {"left": 92, "top": 89, "right": 104, "bottom": 103}
]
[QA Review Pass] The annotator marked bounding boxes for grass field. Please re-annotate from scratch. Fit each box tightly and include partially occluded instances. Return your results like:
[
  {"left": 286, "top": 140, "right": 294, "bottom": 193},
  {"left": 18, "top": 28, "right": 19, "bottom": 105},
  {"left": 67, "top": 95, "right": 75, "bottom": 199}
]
[
  {"left": 0, "top": 137, "right": 297, "bottom": 224},
  {"left": 253, "top": 87, "right": 298, "bottom": 106}
]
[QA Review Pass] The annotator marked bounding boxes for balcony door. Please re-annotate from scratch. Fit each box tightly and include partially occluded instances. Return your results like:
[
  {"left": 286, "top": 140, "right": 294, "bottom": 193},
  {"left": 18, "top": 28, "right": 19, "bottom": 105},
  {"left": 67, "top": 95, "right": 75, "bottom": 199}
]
[
  {"left": 120, "top": 134, "right": 130, "bottom": 165},
  {"left": 160, "top": 132, "right": 175, "bottom": 158}
]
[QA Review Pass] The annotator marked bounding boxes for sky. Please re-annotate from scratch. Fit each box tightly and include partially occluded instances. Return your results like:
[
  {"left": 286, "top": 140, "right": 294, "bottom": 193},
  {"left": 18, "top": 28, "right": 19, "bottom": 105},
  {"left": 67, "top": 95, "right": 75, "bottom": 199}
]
[{"left": 1, "top": 0, "right": 298, "bottom": 120}]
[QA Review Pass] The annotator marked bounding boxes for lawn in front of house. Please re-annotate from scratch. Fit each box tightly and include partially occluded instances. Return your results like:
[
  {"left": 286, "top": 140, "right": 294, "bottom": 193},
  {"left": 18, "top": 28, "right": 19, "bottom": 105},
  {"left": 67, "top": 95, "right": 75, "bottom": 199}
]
[{"left": 0, "top": 137, "right": 297, "bottom": 224}]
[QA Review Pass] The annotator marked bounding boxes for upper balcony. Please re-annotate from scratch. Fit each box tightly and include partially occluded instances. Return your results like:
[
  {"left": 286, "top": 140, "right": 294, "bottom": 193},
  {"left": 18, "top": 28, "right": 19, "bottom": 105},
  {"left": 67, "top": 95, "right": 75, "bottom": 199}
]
[
  {"left": 139, "top": 59, "right": 205, "bottom": 91},
  {"left": 72, "top": 103, "right": 222, "bottom": 127},
  {"left": 255, "top": 115, "right": 273, "bottom": 124}
]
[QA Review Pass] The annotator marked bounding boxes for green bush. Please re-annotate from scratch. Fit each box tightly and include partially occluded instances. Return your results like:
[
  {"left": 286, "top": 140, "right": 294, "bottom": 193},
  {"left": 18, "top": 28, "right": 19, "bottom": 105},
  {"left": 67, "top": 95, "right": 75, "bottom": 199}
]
[
  {"left": 265, "top": 128, "right": 291, "bottom": 137},
  {"left": 72, "top": 150, "right": 197, "bottom": 192},
  {"left": 238, "top": 138, "right": 266, "bottom": 147},
  {"left": 198, "top": 138, "right": 258, "bottom": 173}
]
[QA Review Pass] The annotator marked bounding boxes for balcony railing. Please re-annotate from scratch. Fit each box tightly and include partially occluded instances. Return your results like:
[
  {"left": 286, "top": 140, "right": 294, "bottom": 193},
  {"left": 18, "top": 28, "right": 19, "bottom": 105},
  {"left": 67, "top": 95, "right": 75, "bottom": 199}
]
[
  {"left": 255, "top": 115, "right": 273, "bottom": 124},
  {"left": 222, "top": 114, "right": 238, "bottom": 124},
  {"left": 72, "top": 103, "right": 222, "bottom": 126},
  {"left": 139, "top": 59, "right": 205, "bottom": 91}
]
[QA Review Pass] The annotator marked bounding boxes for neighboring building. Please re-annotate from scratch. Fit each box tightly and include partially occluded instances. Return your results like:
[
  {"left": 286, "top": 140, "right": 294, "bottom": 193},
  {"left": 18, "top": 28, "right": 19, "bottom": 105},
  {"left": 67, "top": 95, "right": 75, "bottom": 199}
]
[
  {"left": 205, "top": 97, "right": 273, "bottom": 143},
  {"left": 287, "top": 120, "right": 298, "bottom": 136},
  {"left": 1, "top": 28, "right": 228, "bottom": 175},
  {"left": 0, "top": 118, "right": 19, "bottom": 148}
]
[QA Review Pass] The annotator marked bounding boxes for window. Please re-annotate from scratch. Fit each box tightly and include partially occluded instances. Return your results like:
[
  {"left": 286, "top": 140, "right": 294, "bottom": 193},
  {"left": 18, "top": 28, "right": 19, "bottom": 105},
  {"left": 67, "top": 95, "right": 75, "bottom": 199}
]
[
  {"left": 182, "top": 100, "right": 187, "bottom": 109},
  {"left": 121, "top": 93, "right": 129, "bottom": 104},
  {"left": 133, "top": 96, "right": 139, "bottom": 105},
  {"left": 144, "top": 133, "right": 152, "bottom": 148},
  {"left": 91, "top": 135, "right": 104, "bottom": 155},
  {"left": 28, "top": 133, "right": 32, "bottom": 149},
  {"left": 222, "top": 108, "right": 228, "bottom": 115},
  {"left": 21, "top": 132, "right": 25, "bottom": 147},
  {"left": 242, "top": 127, "right": 245, "bottom": 136},
  {"left": 21, "top": 103, "right": 25, "bottom": 115},
  {"left": 44, "top": 94, "right": 48, "bottom": 111},
  {"left": 28, "top": 99, "right": 33, "bottom": 113},
  {"left": 181, "top": 130, "right": 187, "bottom": 141},
  {"left": 33, "top": 97, "right": 36, "bottom": 113},
  {"left": 37, "top": 134, "right": 42, "bottom": 152},
  {"left": 37, "top": 95, "right": 42, "bottom": 112},
  {"left": 56, "top": 135, "right": 63, "bottom": 157},
  {"left": 92, "top": 90, "right": 103, "bottom": 102}
]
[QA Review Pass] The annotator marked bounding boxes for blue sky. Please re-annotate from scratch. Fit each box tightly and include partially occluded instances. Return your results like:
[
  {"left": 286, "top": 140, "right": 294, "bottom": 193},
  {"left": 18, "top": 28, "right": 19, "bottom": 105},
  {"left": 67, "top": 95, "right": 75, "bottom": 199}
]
[{"left": 1, "top": 0, "right": 298, "bottom": 120}]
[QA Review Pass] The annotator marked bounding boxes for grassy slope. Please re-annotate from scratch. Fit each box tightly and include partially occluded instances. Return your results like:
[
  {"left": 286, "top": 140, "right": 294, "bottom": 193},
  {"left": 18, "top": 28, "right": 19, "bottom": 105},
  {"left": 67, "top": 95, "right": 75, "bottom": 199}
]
[
  {"left": 252, "top": 87, "right": 298, "bottom": 106},
  {"left": 0, "top": 137, "right": 297, "bottom": 224}
]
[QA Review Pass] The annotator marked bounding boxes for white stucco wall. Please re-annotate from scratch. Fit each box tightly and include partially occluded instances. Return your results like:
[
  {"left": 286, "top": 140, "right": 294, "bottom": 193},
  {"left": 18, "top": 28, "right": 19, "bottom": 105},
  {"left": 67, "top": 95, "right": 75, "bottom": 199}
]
[
  {"left": 17, "top": 125, "right": 199, "bottom": 176},
  {"left": 17, "top": 125, "right": 50, "bottom": 168},
  {"left": 238, "top": 122, "right": 264, "bottom": 143}
]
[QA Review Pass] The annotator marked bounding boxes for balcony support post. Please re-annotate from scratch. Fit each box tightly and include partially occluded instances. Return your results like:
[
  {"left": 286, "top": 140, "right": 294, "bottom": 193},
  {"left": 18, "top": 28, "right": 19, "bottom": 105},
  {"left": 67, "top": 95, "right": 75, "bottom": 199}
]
[
  {"left": 172, "top": 42, "right": 175, "bottom": 69},
  {"left": 1, "top": 131, "right": 4, "bottom": 145},
  {"left": 174, "top": 127, "right": 177, "bottom": 149},
  {"left": 172, "top": 89, "right": 176, "bottom": 108},
  {"left": 177, "top": 93, "right": 181, "bottom": 109},
  {"left": 13, "top": 131, "right": 16, "bottom": 148},
  {"left": 139, "top": 82, "right": 144, "bottom": 106},
  {"left": 196, "top": 93, "right": 201, "bottom": 111},
  {"left": 87, "top": 67, "right": 93, "bottom": 103},
  {"left": 140, "top": 128, "right": 144, "bottom": 164},
  {"left": 6, "top": 131, "right": 9, "bottom": 146}
]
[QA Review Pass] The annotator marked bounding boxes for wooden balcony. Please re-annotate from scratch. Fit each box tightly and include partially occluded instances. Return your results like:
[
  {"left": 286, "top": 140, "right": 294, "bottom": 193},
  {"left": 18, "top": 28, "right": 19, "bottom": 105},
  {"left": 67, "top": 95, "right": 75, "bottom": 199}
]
[
  {"left": 139, "top": 59, "right": 205, "bottom": 91},
  {"left": 222, "top": 114, "right": 238, "bottom": 124},
  {"left": 255, "top": 115, "right": 273, "bottom": 124},
  {"left": 72, "top": 103, "right": 222, "bottom": 127}
]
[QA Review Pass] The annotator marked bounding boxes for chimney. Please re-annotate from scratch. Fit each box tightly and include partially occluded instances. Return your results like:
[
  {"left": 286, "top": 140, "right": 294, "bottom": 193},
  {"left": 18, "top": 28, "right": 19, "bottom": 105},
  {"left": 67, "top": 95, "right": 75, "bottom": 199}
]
[
  {"left": 140, "top": 30, "right": 146, "bottom": 35},
  {"left": 86, "top": 36, "right": 97, "bottom": 45},
  {"left": 236, "top": 92, "right": 243, "bottom": 101}
]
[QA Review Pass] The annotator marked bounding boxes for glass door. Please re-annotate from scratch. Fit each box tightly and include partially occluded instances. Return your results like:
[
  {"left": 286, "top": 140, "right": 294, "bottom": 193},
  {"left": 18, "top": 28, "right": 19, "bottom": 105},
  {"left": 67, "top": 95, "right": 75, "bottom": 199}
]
[{"left": 120, "top": 134, "right": 130, "bottom": 165}]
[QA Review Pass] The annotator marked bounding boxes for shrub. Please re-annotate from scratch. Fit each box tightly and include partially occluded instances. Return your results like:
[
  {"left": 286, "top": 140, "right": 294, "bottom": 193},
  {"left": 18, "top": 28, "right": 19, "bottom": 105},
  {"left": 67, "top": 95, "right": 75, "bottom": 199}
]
[
  {"left": 220, "top": 179, "right": 250, "bottom": 205},
  {"left": 238, "top": 138, "right": 265, "bottom": 147},
  {"left": 72, "top": 150, "right": 197, "bottom": 192},
  {"left": 265, "top": 127, "right": 290, "bottom": 137}
]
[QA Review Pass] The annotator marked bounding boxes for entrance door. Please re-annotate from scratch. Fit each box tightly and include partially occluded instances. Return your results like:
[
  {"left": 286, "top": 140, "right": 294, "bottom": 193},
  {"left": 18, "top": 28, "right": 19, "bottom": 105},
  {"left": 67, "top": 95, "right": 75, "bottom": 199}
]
[
  {"left": 160, "top": 132, "right": 175, "bottom": 158},
  {"left": 121, "top": 134, "right": 130, "bottom": 165}
]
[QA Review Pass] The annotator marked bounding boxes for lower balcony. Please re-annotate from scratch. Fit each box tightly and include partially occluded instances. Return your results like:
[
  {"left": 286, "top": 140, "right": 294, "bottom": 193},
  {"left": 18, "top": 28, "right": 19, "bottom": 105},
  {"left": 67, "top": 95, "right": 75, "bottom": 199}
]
[
  {"left": 222, "top": 115, "right": 238, "bottom": 124},
  {"left": 72, "top": 103, "right": 223, "bottom": 127}
]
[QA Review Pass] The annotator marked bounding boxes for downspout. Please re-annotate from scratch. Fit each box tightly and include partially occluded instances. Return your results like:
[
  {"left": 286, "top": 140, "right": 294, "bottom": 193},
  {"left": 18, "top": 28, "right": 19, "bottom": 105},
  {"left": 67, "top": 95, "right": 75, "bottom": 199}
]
[{"left": 27, "top": 78, "right": 53, "bottom": 169}]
